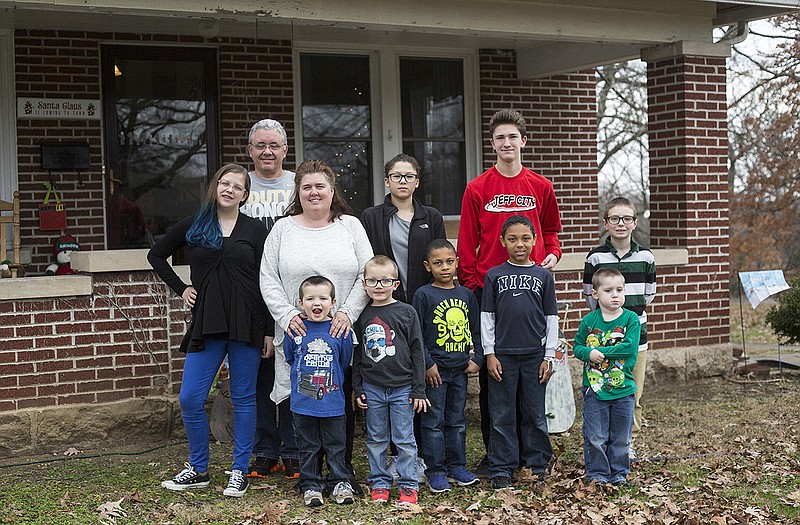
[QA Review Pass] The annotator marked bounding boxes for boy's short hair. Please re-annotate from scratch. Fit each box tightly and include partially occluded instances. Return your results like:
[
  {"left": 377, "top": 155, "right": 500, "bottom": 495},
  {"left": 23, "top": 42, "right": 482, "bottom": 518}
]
[
  {"left": 299, "top": 275, "right": 336, "bottom": 300},
  {"left": 592, "top": 268, "right": 625, "bottom": 289},
  {"left": 489, "top": 109, "right": 527, "bottom": 138},
  {"left": 425, "top": 238, "right": 456, "bottom": 260},
  {"left": 364, "top": 254, "right": 399, "bottom": 277},
  {"left": 501, "top": 215, "right": 536, "bottom": 237},
  {"left": 604, "top": 196, "right": 637, "bottom": 219}
]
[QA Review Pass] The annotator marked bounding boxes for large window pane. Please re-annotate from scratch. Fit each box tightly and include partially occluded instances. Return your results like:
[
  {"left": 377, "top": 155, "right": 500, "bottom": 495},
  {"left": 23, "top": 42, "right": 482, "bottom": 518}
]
[
  {"left": 102, "top": 46, "right": 218, "bottom": 251},
  {"left": 400, "top": 58, "right": 465, "bottom": 215},
  {"left": 300, "top": 54, "right": 372, "bottom": 213}
]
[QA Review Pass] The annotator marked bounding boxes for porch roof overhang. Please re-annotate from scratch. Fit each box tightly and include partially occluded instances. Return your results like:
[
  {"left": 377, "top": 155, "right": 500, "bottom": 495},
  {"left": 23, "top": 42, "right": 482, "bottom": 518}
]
[{"left": 0, "top": 1, "right": 797, "bottom": 77}]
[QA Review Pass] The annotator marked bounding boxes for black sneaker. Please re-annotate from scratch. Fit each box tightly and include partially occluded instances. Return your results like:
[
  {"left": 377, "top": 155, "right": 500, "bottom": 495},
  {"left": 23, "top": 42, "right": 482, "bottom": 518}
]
[
  {"left": 284, "top": 457, "right": 301, "bottom": 479},
  {"left": 248, "top": 456, "right": 281, "bottom": 478},
  {"left": 161, "top": 462, "right": 210, "bottom": 491},
  {"left": 491, "top": 475, "right": 514, "bottom": 490},
  {"left": 223, "top": 469, "right": 248, "bottom": 498}
]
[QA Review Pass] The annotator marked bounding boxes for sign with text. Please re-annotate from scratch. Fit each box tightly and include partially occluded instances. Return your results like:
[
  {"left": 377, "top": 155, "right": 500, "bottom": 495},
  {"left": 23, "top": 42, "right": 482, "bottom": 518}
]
[
  {"left": 17, "top": 98, "right": 102, "bottom": 120},
  {"left": 738, "top": 270, "right": 790, "bottom": 309}
]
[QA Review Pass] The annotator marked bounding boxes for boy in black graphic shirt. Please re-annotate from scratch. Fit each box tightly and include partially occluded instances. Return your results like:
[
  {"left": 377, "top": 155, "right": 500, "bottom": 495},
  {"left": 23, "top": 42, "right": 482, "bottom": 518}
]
[
  {"left": 353, "top": 255, "right": 429, "bottom": 505},
  {"left": 412, "top": 239, "right": 483, "bottom": 493},
  {"left": 481, "top": 215, "right": 558, "bottom": 490}
]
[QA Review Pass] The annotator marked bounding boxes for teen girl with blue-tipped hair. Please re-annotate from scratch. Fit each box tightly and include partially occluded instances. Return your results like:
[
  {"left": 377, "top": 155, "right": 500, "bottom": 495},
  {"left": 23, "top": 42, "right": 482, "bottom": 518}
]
[{"left": 148, "top": 163, "right": 269, "bottom": 499}]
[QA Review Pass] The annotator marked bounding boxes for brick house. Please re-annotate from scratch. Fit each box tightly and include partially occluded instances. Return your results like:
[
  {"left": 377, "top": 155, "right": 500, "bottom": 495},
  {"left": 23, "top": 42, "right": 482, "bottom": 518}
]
[{"left": 0, "top": 1, "right": 796, "bottom": 451}]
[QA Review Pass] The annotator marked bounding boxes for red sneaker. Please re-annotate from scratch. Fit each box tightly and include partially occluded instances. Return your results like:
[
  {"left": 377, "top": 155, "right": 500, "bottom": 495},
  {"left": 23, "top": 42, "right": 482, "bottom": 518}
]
[
  {"left": 370, "top": 488, "right": 389, "bottom": 503},
  {"left": 398, "top": 488, "right": 418, "bottom": 505}
]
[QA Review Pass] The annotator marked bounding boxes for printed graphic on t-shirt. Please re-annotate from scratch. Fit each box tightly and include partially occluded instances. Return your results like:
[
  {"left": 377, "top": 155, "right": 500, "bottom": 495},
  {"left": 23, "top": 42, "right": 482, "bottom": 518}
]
[
  {"left": 484, "top": 194, "right": 537, "bottom": 213},
  {"left": 584, "top": 327, "right": 628, "bottom": 393},
  {"left": 363, "top": 316, "right": 397, "bottom": 363},
  {"left": 496, "top": 274, "right": 544, "bottom": 296},
  {"left": 241, "top": 188, "right": 293, "bottom": 233},
  {"left": 294, "top": 337, "right": 340, "bottom": 400},
  {"left": 432, "top": 298, "right": 472, "bottom": 353}
]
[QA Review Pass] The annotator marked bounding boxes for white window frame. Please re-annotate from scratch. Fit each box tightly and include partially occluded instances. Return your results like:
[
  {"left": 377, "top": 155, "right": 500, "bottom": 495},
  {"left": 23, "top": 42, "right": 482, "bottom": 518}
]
[
  {"left": 0, "top": 29, "right": 18, "bottom": 202},
  {"left": 292, "top": 43, "right": 479, "bottom": 216}
]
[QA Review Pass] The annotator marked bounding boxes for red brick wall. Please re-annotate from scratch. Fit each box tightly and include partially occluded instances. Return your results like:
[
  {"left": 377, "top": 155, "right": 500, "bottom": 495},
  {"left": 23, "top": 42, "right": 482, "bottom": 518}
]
[
  {"left": 646, "top": 55, "right": 730, "bottom": 347},
  {"left": 14, "top": 30, "right": 294, "bottom": 275},
  {"left": 0, "top": 272, "right": 184, "bottom": 412}
]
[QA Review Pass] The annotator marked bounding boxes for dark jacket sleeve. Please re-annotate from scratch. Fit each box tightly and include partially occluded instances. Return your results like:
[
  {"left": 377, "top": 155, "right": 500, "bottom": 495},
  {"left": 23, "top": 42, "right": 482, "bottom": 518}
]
[
  {"left": 467, "top": 289, "right": 484, "bottom": 368},
  {"left": 147, "top": 216, "right": 193, "bottom": 297}
]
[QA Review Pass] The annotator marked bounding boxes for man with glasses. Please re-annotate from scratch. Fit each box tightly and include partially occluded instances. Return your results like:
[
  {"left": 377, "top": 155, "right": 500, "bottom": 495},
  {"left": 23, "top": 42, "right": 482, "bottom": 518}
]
[
  {"left": 456, "top": 109, "right": 563, "bottom": 474},
  {"left": 240, "top": 119, "right": 300, "bottom": 479},
  {"left": 583, "top": 196, "right": 656, "bottom": 462}
]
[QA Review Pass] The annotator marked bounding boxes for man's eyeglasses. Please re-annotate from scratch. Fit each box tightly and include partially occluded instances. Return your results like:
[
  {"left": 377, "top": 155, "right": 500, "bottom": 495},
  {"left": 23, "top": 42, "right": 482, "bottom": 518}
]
[
  {"left": 218, "top": 180, "right": 246, "bottom": 193},
  {"left": 387, "top": 173, "right": 418, "bottom": 183},
  {"left": 605, "top": 215, "right": 636, "bottom": 225},
  {"left": 364, "top": 278, "right": 399, "bottom": 288},
  {"left": 249, "top": 142, "right": 285, "bottom": 152}
]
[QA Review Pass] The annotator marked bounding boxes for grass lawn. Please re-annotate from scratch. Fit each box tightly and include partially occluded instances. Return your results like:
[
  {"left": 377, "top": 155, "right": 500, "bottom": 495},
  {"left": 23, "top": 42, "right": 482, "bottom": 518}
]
[{"left": 1, "top": 298, "right": 797, "bottom": 524}]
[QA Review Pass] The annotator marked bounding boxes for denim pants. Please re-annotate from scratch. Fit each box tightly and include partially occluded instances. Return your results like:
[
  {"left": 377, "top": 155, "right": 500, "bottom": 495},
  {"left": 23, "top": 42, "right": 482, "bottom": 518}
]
[
  {"left": 487, "top": 353, "right": 552, "bottom": 478},
  {"left": 179, "top": 339, "right": 261, "bottom": 472},
  {"left": 252, "top": 355, "right": 298, "bottom": 460},
  {"left": 362, "top": 381, "right": 418, "bottom": 490},
  {"left": 292, "top": 413, "right": 349, "bottom": 492},
  {"left": 420, "top": 367, "right": 468, "bottom": 475},
  {"left": 582, "top": 389, "right": 634, "bottom": 483}
]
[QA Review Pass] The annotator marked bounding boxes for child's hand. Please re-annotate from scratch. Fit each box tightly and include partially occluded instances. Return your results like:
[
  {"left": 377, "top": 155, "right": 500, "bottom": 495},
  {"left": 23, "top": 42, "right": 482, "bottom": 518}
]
[
  {"left": 589, "top": 349, "right": 605, "bottom": 364},
  {"left": 426, "top": 364, "right": 442, "bottom": 388},
  {"left": 411, "top": 397, "right": 431, "bottom": 413},
  {"left": 356, "top": 393, "right": 368, "bottom": 409},
  {"left": 464, "top": 360, "right": 480, "bottom": 375},
  {"left": 486, "top": 355, "right": 502, "bottom": 382},
  {"left": 538, "top": 359, "right": 554, "bottom": 384}
]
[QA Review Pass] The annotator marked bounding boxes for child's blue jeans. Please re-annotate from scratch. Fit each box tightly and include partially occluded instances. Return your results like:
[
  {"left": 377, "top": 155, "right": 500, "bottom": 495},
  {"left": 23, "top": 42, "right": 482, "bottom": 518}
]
[
  {"left": 179, "top": 339, "right": 261, "bottom": 473},
  {"left": 582, "top": 389, "right": 634, "bottom": 484},
  {"left": 487, "top": 353, "right": 552, "bottom": 479},
  {"left": 293, "top": 413, "right": 349, "bottom": 492},
  {"left": 362, "top": 381, "right": 418, "bottom": 490},
  {"left": 420, "top": 366, "right": 468, "bottom": 475}
]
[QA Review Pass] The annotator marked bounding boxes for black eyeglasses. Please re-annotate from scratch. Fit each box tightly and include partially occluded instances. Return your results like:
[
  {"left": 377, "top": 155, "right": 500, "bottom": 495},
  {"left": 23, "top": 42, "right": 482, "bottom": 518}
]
[
  {"left": 364, "top": 278, "right": 398, "bottom": 288},
  {"left": 387, "top": 173, "right": 418, "bottom": 183},
  {"left": 605, "top": 215, "right": 636, "bottom": 225}
]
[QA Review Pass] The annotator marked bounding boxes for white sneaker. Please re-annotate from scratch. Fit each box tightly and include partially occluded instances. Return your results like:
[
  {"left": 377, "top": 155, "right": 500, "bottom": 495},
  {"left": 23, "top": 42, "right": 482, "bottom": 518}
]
[
  {"left": 331, "top": 481, "right": 355, "bottom": 504},
  {"left": 629, "top": 447, "right": 639, "bottom": 462},
  {"left": 222, "top": 469, "right": 248, "bottom": 498},
  {"left": 304, "top": 489, "right": 324, "bottom": 507},
  {"left": 416, "top": 457, "right": 428, "bottom": 483}
]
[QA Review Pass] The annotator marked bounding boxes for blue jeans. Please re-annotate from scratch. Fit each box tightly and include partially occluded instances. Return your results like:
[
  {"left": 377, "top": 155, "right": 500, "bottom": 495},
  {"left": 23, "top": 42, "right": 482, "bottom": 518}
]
[
  {"left": 253, "top": 355, "right": 298, "bottom": 460},
  {"left": 582, "top": 389, "right": 634, "bottom": 483},
  {"left": 420, "top": 367, "right": 468, "bottom": 475},
  {"left": 487, "top": 353, "right": 552, "bottom": 478},
  {"left": 179, "top": 339, "right": 261, "bottom": 472},
  {"left": 293, "top": 413, "right": 349, "bottom": 492},
  {"left": 362, "top": 381, "right": 418, "bottom": 490}
]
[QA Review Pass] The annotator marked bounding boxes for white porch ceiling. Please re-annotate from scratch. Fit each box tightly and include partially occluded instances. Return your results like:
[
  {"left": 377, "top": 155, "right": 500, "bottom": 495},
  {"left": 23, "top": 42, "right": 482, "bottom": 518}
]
[{"left": 0, "top": 0, "right": 797, "bottom": 77}]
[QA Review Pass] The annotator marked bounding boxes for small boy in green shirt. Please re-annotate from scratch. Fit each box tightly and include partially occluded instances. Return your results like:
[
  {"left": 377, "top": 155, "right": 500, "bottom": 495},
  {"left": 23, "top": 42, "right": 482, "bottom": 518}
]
[{"left": 574, "top": 268, "right": 640, "bottom": 486}]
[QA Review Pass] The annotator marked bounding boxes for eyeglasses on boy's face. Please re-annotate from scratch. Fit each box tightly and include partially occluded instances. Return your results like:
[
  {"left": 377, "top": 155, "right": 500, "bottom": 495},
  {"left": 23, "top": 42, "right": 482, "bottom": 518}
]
[
  {"left": 249, "top": 142, "right": 285, "bottom": 152},
  {"left": 364, "top": 278, "right": 398, "bottom": 288},
  {"left": 605, "top": 215, "right": 636, "bottom": 225},
  {"left": 386, "top": 173, "right": 418, "bottom": 183}
]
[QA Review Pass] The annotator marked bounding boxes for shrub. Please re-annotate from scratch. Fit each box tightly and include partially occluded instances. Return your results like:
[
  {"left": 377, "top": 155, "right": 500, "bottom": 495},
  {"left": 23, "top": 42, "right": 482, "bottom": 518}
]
[{"left": 765, "top": 277, "right": 800, "bottom": 343}]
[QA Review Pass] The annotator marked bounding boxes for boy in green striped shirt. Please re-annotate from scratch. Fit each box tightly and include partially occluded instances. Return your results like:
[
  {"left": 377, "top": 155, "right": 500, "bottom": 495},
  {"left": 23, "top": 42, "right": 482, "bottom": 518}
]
[{"left": 583, "top": 197, "right": 655, "bottom": 460}]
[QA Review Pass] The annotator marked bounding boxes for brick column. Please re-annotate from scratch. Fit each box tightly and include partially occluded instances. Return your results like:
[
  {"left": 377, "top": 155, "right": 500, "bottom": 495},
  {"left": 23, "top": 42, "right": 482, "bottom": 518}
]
[{"left": 643, "top": 42, "right": 731, "bottom": 347}]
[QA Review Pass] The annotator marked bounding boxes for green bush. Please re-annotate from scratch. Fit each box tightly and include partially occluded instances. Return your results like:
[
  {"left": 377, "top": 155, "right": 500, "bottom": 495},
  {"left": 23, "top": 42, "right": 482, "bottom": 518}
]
[{"left": 765, "top": 277, "right": 800, "bottom": 343}]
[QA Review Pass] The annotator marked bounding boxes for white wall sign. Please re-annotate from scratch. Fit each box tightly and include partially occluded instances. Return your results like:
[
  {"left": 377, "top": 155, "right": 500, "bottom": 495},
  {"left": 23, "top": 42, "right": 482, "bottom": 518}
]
[{"left": 17, "top": 98, "right": 102, "bottom": 120}]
